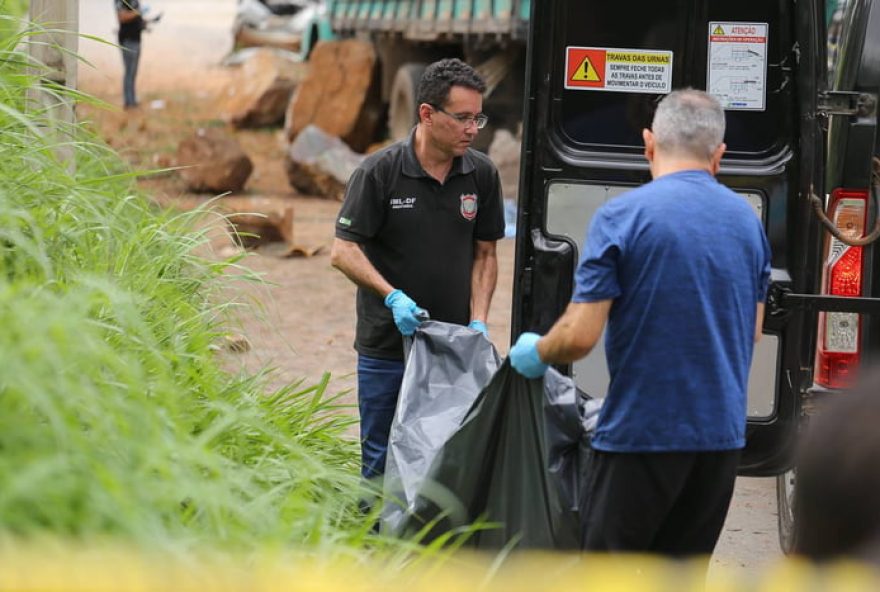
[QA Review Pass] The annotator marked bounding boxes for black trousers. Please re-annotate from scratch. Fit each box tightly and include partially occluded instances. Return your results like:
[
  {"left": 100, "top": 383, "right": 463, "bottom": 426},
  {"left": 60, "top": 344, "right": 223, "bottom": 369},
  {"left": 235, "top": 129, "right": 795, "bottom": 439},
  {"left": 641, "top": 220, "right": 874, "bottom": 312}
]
[{"left": 582, "top": 449, "right": 741, "bottom": 556}]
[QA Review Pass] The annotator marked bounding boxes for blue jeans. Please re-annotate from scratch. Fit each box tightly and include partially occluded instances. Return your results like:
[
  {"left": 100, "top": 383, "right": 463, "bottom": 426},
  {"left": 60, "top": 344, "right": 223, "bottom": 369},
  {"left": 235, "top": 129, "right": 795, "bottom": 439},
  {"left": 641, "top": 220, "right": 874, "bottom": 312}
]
[
  {"left": 120, "top": 39, "right": 141, "bottom": 107},
  {"left": 357, "top": 355, "right": 405, "bottom": 480}
]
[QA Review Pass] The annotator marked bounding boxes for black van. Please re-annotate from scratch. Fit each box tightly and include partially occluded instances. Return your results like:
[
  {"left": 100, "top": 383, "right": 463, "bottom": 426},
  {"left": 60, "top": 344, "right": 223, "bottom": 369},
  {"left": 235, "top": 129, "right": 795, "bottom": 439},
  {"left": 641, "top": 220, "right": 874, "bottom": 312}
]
[{"left": 512, "top": 0, "right": 880, "bottom": 550}]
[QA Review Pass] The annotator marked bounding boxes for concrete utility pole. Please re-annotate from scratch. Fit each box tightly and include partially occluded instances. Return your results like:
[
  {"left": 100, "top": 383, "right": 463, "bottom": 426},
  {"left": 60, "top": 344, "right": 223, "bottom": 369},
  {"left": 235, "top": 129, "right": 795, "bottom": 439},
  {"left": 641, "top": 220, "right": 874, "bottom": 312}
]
[{"left": 27, "top": 0, "right": 79, "bottom": 162}]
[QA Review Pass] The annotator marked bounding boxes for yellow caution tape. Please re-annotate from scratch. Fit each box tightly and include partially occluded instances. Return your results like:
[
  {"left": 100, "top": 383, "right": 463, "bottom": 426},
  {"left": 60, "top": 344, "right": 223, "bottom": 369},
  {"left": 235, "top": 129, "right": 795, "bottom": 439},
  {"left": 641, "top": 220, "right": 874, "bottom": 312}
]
[{"left": 1, "top": 541, "right": 878, "bottom": 592}]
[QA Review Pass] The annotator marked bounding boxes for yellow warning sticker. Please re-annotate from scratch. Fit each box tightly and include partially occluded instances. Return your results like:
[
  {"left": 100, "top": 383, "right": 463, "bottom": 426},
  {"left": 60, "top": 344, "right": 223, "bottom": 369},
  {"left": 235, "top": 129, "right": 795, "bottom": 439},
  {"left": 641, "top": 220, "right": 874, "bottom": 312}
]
[
  {"left": 571, "top": 56, "right": 601, "bottom": 82},
  {"left": 565, "top": 46, "right": 673, "bottom": 93},
  {"left": 713, "top": 24, "right": 725, "bottom": 35},
  {"left": 606, "top": 51, "right": 671, "bottom": 65}
]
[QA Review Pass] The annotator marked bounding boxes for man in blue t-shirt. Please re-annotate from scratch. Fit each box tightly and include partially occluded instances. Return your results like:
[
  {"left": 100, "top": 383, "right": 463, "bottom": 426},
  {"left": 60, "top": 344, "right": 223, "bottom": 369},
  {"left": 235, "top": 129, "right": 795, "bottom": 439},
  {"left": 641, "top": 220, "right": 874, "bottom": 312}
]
[{"left": 510, "top": 89, "right": 771, "bottom": 556}]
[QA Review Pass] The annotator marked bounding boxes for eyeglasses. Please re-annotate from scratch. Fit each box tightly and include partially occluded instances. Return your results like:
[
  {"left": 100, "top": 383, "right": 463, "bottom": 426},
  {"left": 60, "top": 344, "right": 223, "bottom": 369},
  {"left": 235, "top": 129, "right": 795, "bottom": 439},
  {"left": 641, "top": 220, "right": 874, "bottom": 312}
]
[{"left": 430, "top": 104, "right": 489, "bottom": 129}]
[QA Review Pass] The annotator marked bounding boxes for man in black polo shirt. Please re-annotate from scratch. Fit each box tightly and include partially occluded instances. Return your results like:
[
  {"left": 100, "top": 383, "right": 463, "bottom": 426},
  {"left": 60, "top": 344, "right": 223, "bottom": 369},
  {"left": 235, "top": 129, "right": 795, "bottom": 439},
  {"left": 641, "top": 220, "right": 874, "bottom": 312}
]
[
  {"left": 330, "top": 58, "right": 505, "bottom": 480},
  {"left": 115, "top": 0, "right": 144, "bottom": 108}
]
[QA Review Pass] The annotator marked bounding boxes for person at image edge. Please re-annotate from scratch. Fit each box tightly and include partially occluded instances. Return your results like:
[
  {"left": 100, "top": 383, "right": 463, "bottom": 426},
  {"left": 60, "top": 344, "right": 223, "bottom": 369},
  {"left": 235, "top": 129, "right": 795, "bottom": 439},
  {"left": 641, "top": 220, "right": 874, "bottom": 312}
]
[{"left": 510, "top": 88, "right": 771, "bottom": 556}]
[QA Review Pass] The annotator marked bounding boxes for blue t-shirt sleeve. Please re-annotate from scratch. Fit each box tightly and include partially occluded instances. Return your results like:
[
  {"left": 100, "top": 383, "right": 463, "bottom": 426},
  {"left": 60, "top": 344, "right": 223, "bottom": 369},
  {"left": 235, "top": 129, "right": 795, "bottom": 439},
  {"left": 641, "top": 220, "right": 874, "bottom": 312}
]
[{"left": 573, "top": 207, "right": 623, "bottom": 302}]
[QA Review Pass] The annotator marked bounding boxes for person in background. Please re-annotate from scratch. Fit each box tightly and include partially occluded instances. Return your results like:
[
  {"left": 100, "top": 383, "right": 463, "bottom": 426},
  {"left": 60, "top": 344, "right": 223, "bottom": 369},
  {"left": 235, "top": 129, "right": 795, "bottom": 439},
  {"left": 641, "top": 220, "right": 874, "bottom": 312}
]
[
  {"left": 793, "top": 368, "right": 880, "bottom": 563},
  {"left": 509, "top": 89, "right": 771, "bottom": 557},
  {"left": 115, "top": 0, "right": 144, "bottom": 109},
  {"left": 330, "top": 58, "right": 505, "bottom": 481}
]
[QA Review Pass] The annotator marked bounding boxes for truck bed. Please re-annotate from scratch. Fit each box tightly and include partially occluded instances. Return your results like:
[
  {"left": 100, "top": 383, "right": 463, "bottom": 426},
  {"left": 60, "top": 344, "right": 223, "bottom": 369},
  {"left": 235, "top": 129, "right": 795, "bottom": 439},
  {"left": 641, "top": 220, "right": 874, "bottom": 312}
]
[{"left": 329, "top": 0, "right": 530, "bottom": 41}]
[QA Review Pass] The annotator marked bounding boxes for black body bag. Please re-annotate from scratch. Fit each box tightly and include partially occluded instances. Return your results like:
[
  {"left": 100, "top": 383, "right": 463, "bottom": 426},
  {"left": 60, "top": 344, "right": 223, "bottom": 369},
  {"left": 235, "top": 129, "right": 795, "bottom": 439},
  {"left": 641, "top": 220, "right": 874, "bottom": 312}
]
[{"left": 382, "top": 321, "right": 600, "bottom": 549}]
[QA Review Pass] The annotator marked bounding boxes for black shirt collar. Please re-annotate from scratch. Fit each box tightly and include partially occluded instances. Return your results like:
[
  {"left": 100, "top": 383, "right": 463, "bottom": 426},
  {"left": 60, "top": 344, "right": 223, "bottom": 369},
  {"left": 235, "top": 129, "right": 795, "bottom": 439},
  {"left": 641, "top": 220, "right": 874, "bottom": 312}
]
[{"left": 401, "top": 127, "right": 476, "bottom": 179}]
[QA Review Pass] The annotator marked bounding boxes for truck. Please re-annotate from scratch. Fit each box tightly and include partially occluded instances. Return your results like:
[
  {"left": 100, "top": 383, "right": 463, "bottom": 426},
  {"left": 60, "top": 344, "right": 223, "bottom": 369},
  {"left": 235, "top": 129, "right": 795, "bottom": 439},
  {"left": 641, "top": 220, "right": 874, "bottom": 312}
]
[
  {"left": 300, "top": 0, "right": 530, "bottom": 148},
  {"left": 512, "top": 0, "right": 880, "bottom": 552}
]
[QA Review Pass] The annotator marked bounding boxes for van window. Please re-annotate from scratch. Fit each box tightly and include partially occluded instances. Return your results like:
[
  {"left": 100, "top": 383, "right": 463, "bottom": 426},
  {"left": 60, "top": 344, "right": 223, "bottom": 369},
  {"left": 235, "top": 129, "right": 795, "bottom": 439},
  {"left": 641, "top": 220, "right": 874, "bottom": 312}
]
[
  {"left": 557, "top": 0, "right": 794, "bottom": 158},
  {"left": 826, "top": 0, "right": 848, "bottom": 84}
]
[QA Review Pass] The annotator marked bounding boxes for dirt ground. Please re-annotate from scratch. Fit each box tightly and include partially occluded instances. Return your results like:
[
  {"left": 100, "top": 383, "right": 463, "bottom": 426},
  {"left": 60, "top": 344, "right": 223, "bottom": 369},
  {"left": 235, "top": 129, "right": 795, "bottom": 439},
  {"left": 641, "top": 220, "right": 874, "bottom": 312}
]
[
  {"left": 76, "top": 0, "right": 781, "bottom": 579},
  {"left": 77, "top": 0, "right": 516, "bottom": 401}
]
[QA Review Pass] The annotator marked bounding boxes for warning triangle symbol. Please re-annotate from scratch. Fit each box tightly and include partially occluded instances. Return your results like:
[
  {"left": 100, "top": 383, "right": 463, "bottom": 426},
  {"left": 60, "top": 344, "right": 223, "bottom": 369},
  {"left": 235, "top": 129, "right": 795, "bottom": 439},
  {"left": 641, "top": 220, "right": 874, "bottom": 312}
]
[
  {"left": 713, "top": 25, "right": 725, "bottom": 35},
  {"left": 571, "top": 57, "right": 601, "bottom": 82}
]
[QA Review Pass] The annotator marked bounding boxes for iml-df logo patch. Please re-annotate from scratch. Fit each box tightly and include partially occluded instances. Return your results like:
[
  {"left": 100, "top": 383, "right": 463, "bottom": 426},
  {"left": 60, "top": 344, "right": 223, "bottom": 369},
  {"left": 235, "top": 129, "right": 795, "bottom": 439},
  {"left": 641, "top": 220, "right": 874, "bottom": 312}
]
[
  {"left": 390, "top": 196, "right": 417, "bottom": 209},
  {"left": 460, "top": 193, "right": 477, "bottom": 220}
]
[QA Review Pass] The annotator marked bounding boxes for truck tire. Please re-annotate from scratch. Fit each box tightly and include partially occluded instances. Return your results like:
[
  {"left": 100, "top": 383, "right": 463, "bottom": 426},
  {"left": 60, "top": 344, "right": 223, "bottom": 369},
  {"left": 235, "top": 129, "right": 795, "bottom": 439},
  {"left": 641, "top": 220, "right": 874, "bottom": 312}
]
[
  {"left": 389, "top": 63, "right": 427, "bottom": 141},
  {"left": 776, "top": 469, "right": 796, "bottom": 553}
]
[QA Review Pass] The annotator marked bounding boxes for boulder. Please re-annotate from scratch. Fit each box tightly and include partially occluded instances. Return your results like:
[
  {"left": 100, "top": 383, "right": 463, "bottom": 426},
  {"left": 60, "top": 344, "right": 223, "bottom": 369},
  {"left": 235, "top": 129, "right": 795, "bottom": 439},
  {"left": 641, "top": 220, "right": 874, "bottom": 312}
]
[
  {"left": 284, "top": 124, "right": 365, "bottom": 200},
  {"left": 488, "top": 127, "right": 522, "bottom": 201},
  {"left": 221, "top": 48, "right": 306, "bottom": 128},
  {"left": 284, "top": 39, "right": 382, "bottom": 152},
  {"left": 177, "top": 128, "right": 253, "bottom": 193},
  {"left": 217, "top": 196, "right": 324, "bottom": 256},
  {"left": 216, "top": 195, "right": 295, "bottom": 248},
  {"left": 226, "top": 206, "right": 294, "bottom": 249}
]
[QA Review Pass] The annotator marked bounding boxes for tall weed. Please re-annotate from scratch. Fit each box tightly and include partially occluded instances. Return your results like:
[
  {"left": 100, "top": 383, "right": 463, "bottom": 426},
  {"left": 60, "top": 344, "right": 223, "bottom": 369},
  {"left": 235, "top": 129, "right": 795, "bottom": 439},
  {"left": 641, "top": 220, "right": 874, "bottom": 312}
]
[
  {"left": 0, "top": 20, "right": 383, "bottom": 553},
  {"left": 0, "top": 4, "right": 27, "bottom": 43}
]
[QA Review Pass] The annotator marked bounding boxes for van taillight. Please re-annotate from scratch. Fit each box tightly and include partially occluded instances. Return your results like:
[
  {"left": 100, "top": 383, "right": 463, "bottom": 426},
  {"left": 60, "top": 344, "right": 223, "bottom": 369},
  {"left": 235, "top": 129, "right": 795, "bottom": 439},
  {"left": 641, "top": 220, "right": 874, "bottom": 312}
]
[{"left": 814, "top": 189, "right": 869, "bottom": 389}]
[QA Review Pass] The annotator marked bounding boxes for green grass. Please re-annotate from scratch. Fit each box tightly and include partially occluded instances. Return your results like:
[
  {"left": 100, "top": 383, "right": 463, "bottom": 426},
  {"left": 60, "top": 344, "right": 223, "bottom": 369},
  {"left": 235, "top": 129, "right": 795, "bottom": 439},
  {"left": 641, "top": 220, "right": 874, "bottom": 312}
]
[
  {"left": 1, "top": 0, "right": 26, "bottom": 15},
  {"left": 0, "top": 17, "right": 398, "bottom": 555},
  {"left": 0, "top": 3, "right": 28, "bottom": 44}
]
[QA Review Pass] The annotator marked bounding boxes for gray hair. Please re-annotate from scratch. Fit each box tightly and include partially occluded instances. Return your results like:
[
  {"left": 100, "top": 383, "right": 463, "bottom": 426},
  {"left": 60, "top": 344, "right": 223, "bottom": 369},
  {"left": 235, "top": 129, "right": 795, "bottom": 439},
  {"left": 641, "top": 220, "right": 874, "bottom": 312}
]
[{"left": 651, "top": 89, "right": 726, "bottom": 160}]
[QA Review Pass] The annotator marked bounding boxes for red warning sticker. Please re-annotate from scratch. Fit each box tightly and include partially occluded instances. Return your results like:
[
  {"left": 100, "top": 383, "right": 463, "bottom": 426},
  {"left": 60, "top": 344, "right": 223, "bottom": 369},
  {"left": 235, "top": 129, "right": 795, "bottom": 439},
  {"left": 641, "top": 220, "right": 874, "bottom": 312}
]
[{"left": 565, "top": 46, "right": 673, "bottom": 94}]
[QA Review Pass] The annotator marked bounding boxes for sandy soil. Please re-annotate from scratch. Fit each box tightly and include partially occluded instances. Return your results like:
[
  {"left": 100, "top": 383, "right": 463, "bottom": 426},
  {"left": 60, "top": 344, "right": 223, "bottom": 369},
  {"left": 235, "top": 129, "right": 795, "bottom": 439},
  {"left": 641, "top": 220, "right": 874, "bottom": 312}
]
[{"left": 76, "top": 0, "right": 515, "bottom": 401}]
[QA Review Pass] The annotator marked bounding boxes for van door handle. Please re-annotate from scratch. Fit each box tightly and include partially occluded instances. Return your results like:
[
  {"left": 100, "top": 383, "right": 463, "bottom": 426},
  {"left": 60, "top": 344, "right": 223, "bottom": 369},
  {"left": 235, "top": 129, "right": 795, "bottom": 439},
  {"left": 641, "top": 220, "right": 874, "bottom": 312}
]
[{"left": 779, "top": 292, "right": 880, "bottom": 314}]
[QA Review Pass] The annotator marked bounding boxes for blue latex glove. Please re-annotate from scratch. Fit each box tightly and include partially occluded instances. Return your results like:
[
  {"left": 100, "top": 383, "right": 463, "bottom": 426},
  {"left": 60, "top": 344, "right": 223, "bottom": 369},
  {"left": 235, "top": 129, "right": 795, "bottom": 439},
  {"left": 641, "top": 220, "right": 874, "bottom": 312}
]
[
  {"left": 509, "top": 332, "right": 549, "bottom": 378},
  {"left": 384, "top": 289, "right": 428, "bottom": 336},
  {"left": 468, "top": 320, "right": 489, "bottom": 336}
]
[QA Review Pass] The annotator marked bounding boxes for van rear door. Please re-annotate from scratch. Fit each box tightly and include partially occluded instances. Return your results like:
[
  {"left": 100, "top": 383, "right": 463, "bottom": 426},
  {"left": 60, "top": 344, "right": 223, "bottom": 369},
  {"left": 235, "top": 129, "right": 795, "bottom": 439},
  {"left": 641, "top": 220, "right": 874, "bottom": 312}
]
[{"left": 513, "top": 0, "right": 828, "bottom": 474}]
